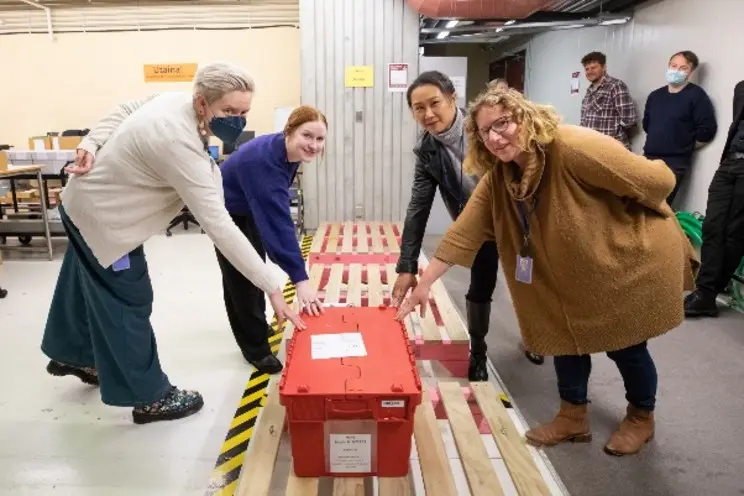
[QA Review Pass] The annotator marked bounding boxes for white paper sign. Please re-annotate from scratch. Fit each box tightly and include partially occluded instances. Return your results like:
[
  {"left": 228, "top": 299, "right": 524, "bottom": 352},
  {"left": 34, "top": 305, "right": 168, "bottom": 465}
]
[
  {"left": 311, "top": 332, "right": 367, "bottom": 360},
  {"left": 451, "top": 76, "right": 466, "bottom": 97},
  {"left": 388, "top": 63, "right": 409, "bottom": 92},
  {"left": 329, "top": 434, "right": 372, "bottom": 473}
]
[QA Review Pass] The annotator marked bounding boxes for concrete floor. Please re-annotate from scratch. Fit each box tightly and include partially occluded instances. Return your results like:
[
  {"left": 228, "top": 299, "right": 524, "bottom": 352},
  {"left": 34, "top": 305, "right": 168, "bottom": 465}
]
[
  {"left": 423, "top": 235, "right": 744, "bottom": 496},
  {"left": 0, "top": 231, "right": 288, "bottom": 495}
]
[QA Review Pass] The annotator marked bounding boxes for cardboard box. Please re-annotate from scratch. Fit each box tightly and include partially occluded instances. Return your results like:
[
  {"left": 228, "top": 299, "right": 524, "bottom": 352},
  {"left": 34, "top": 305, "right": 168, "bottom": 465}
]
[
  {"left": 28, "top": 136, "right": 52, "bottom": 151},
  {"left": 279, "top": 307, "right": 422, "bottom": 478},
  {"left": 51, "top": 136, "right": 83, "bottom": 150}
]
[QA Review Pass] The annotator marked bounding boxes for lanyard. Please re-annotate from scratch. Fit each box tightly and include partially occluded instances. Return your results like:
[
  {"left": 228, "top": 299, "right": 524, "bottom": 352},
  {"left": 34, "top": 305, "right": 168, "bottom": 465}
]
[{"left": 516, "top": 195, "right": 539, "bottom": 256}]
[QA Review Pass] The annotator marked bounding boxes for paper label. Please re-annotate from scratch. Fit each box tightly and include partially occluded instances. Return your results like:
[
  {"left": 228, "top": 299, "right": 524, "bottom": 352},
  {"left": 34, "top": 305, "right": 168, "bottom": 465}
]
[
  {"left": 311, "top": 332, "right": 367, "bottom": 360},
  {"left": 381, "top": 400, "right": 405, "bottom": 408},
  {"left": 329, "top": 434, "right": 372, "bottom": 473}
]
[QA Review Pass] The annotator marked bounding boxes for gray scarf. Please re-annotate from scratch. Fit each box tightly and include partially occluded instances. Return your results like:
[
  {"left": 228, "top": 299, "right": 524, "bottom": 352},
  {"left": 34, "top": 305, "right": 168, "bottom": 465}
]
[{"left": 432, "top": 108, "right": 477, "bottom": 197}]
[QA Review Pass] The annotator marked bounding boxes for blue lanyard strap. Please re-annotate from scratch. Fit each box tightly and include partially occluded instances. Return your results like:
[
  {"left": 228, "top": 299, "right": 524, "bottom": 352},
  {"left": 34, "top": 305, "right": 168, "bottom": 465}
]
[{"left": 517, "top": 195, "right": 539, "bottom": 252}]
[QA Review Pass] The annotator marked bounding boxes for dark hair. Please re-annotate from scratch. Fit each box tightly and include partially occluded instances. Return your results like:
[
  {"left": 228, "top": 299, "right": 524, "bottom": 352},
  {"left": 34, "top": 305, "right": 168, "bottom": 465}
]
[
  {"left": 669, "top": 50, "right": 699, "bottom": 70},
  {"left": 581, "top": 51, "right": 606, "bottom": 66},
  {"left": 406, "top": 71, "right": 456, "bottom": 108}
]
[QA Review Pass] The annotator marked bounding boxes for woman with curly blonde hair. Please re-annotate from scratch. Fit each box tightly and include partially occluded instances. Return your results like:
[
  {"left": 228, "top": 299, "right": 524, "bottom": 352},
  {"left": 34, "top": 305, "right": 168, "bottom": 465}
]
[{"left": 397, "top": 88, "right": 699, "bottom": 456}]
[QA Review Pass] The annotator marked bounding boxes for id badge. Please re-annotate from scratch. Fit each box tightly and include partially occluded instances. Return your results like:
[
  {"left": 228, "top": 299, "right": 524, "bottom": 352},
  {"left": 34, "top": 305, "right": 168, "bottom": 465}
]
[
  {"left": 515, "top": 254, "right": 533, "bottom": 284},
  {"left": 112, "top": 254, "right": 131, "bottom": 272}
]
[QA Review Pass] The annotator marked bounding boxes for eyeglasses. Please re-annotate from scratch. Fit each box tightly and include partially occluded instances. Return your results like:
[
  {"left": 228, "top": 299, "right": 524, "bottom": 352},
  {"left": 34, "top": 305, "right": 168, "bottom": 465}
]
[{"left": 477, "top": 115, "right": 512, "bottom": 141}]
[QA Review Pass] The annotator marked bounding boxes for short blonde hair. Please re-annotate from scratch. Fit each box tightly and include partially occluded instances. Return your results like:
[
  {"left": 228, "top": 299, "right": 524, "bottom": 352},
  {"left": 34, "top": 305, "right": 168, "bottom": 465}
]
[
  {"left": 193, "top": 61, "right": 255, "bottom": 104},
  {"left": 464, "top": 88, "right": 561, "bottom": 176},
  {"left": 487, "top": 78, "right": 507, "bottom": 89}
]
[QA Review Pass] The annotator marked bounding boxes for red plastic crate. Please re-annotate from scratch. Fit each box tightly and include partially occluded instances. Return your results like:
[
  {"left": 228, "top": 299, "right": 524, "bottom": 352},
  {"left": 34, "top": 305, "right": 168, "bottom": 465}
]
[{"left": 279, "top": 306, "right": 422, "bottom": 478}]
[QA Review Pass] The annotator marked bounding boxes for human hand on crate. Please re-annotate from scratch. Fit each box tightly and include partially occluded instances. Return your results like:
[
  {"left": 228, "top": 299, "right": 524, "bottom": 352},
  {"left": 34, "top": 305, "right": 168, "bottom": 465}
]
[
  {"left": 269, "top": 290, "right": 306, "bottom": 329},
  {"left": 396, "top": 282, "right": 430, "bottom": 321},
  {"left": 391, "top": 273, "right": 418, "bottom": 307},
  {"left": 295, "top": 280, "right": 323, "bottom": 316},
  {"left": 65, "top": 149, "right": 95, "bottom": 175}
]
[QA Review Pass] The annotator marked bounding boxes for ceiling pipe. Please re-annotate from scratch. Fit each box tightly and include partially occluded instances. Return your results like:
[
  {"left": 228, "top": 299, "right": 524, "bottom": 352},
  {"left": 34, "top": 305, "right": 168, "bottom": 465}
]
[
  {"left": 19, "top": 0, "right": 53, "bottom": 40},
  {"left": 406, "top": 0, "right": 556, "bottom": 20},
  {"left": 420, "top": 13, "right": 629, "bottom": 34}
]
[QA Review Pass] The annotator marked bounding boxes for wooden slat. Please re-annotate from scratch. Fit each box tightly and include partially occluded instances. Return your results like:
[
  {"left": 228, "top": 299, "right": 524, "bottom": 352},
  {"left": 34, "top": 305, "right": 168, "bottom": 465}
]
[
  {"left": 310, "top": 222, "right": 328, "bottom": 252},
  {"left": 382, "top": 222, "right": 400, "bottom": 253},
  {"left": 285, "top": 463, "right": 320, "bottom": 496},
  {"left": 471, "top": 383, "right": 552, "bottom": 496},
  {"left": 332, "top": 477, "right": 365, "bottom": 496},
  {"left": 347, "top": 263, "right": 363, "bottom": 306},
  {"left": 418, "top": 302, "right": 442, "bottom": 343},
  {"left": 326, "top": 223, "right": 341, "bottom": 252},
  {"left": 358, "top": 223, "right": 370, "bottom": 253},
  {"left": 367, "top": 264, "right": 383, "bottom": 306},
  {"left": 370, "top": 222, "right": 384, "bottom": 253},
  {"left": 325, "top": 264, "right": 344, "bottom": 304},
  {"left": 378, "top": 476, "right": 413, "bottom": 495},
  {"left": 403, "top": 315, "right": 415, "bottom": 340},
  {"left": 235, "top": 382, "right": 285, "bottom": 496},
  {"left": 413, "top": 390, "right": 458, "bottom": 496},
  {"left": 431, "top": 279, "right": 469, "bottom": 343},
  {"left": 309, "top": 263, "right": 325, "bottom": 290},
  {"left": 385, "top": 264, "right": 397, "bottom": 295},
  {"left": 438, "top": 382, "right": 505, "bottom": 496},
  {"left": 342, "top": 221, "right": 355, "bottom": 253}
]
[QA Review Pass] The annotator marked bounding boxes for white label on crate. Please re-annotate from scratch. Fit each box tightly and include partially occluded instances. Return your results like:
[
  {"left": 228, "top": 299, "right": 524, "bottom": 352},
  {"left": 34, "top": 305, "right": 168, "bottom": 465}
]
[
  {"left": 381, "top": 400, "right": 405, "bottom": 408},
  {"left": 311, "top": 332, "right": 367, "bottom": 360},
  {"left": 329, "top": 434, "right": 372, "bottom": 473}
]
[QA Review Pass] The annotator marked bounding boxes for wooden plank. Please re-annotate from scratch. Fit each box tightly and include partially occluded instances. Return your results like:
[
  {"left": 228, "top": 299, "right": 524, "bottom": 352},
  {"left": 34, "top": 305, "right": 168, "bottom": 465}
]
[
  {"left": 235, "top": 382, "right": 286, "bottom": 496},
  {"left": 438, "top": 382, "right": 505, "bottom": 496},
  {"left": 285, "top": 463, "right": 320, "bottom": 496},
  {"left": 342, "top": 221, "right": 355, "bottom": 253},
  {"left": 310, "top": 222, "right": 328, "bottom": 252},
  {"left": 385, "top": 264, "right": 398, "bottom": 295},
  {"left": 357, "top": 223, "right": 370, "bottom": 253},
  {"left": 382, "top": 222, "right": 400, "bottom": 253},
  {"left": 325, "top": 264, "right": 344, "bottom": 303},
  {"left": 326, "top": 223, "right": 341, "bottom": 253},
  {"left": 418, "top": 295, "right": 442, "bottom": 343},
  {"left": 430, "top": 279, "right": 469, "bottom": 343},
  {"left": 403, "top": 315, "right": 415, "bottom": 341},
  {"left": 413, "top": 390, "right": 458, "bottom": 496},
  {"left": 378, "top": 476, "right": 413, "bottom": 496},
  {"left": 370, "top": 222, "right": 384, "bottom": 253},
  {"left": 367, "top": 264, "right": 383, "bottom": 306},
  {"left": 309, "top": 263, "right": 325, "bottom": 290},
  {"left": 332, "top": 477, "right": 365, "bottom": 496},
  {"left": 471, "top": 383, "right": 552, "bottom": 496},
  {"left": 347, "top": 263, "right": 363, "bottom": 306}
]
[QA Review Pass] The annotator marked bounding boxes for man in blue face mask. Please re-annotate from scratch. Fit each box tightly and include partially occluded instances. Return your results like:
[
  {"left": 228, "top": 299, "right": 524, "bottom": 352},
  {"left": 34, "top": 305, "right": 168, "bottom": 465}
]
[{"left": 642, "top": 50, "right": 718, "bottom": 206}]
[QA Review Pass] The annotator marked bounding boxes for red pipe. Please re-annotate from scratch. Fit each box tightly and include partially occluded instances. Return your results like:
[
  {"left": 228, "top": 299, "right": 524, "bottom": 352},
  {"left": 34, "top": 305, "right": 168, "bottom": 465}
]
[{"left": 406, "top": 0, "right": 555, "bottom": 20}]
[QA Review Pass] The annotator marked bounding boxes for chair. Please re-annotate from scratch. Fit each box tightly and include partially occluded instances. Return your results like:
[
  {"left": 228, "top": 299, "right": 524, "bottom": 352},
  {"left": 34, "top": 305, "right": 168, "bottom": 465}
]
[{"left": 165, "top": 206, "right": 204, "bottom": 237}]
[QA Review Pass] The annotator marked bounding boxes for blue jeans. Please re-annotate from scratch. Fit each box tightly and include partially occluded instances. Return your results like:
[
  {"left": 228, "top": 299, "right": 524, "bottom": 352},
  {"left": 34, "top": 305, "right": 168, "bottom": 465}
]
[{"left": 553, "top": 341, "right": 658, "bottom": 411}]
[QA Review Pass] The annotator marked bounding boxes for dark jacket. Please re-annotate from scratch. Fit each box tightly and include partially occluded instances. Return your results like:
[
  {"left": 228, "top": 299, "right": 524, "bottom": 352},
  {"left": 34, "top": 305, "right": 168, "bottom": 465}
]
[
  {"left": 396, "top": 131, "right": 471, "bottom": 274},
  {"left": 720, "top": 80, "right": 744, "bottom": 163}
]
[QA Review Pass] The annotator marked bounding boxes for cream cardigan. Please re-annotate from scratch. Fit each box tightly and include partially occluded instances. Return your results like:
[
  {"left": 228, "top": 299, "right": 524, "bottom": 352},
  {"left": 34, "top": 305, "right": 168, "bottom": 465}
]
[{"left": 61, "top": 92, "right": 283, "bottom": 295}]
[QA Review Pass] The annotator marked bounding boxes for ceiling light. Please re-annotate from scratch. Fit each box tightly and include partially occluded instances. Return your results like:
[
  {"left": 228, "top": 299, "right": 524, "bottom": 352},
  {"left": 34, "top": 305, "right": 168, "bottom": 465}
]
[
  {"left": 599, "top": 17, "right": 631, "bottom": 26},
  {"left": 436, "top": 31, "right": 450, "bottom": 39},
  {"left": 445, "top": 20, "right": 459, "bottom": 29}
]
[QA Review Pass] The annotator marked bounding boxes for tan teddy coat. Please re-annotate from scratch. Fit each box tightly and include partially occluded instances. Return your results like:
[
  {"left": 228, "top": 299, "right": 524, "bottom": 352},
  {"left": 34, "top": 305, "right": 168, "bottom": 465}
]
[{"left": 435, "top": 124, "right": 699, "bottom": 356}]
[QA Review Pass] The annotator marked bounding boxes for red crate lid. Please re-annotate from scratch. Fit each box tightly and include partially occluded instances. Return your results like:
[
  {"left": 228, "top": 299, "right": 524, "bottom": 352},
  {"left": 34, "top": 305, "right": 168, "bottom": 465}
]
[{"left": 280, "top": 307, "right": 420, "bottom": 398}]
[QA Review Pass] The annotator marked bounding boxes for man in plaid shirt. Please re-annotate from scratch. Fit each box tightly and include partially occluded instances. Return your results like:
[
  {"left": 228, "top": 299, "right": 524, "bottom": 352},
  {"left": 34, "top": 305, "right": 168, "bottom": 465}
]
[{"left": 580, "top": 51, "right": 638, "bottom": 149}]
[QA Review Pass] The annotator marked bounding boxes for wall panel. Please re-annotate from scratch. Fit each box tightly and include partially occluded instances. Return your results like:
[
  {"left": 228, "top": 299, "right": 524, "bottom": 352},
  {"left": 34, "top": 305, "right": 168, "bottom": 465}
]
[
  {"left": 522, "top": 0, "right": 744, "bottom": 213},
  {"left": 300, "top": 0, "right": 420, "bottom": 228}
]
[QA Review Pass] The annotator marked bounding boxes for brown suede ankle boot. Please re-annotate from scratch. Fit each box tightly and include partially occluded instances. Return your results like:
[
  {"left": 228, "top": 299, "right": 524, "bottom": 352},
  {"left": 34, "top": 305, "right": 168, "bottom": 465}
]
[
  {"left": 604, "top": 404, "right": 655, "bottom": 456},
  {"left": 525, "top": 400, "right": 592, "bottom": 447}
]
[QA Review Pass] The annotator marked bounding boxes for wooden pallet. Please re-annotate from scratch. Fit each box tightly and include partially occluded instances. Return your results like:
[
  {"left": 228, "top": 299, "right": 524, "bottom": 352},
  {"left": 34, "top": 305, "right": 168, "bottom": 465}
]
[
  {"left": 233, "top": 221, "right": 556, "bottom": 495},
  {"left": 309, "top": 222, "right": 402, "bottom": 264}
]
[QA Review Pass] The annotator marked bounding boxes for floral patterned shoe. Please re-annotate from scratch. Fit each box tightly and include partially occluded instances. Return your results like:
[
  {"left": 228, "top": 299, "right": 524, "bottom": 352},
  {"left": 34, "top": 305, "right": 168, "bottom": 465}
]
[
  {"left": 46, "top": 360, "right": 99, "bottom": 386},
  {"left": 132, "top": 386, "right": 204, "bottom": 425}
]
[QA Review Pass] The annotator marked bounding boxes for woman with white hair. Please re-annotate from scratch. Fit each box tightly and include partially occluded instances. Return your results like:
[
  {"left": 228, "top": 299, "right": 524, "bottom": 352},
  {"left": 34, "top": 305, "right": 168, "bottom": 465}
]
[{"left": 41, "top": 61, "right": 305, "bottom": 424}]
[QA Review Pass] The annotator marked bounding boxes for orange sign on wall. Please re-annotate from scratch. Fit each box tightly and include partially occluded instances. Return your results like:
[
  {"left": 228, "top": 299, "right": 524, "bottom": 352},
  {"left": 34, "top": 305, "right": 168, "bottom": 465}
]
[{"left": 143, "top": 63, "right": 198, "bottom": 83}]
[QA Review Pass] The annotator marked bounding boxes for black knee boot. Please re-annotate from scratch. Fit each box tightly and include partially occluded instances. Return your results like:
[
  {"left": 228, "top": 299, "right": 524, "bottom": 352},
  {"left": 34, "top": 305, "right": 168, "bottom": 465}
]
[{"left": 467, "top": 300, "right": 490, "bottom": 381}]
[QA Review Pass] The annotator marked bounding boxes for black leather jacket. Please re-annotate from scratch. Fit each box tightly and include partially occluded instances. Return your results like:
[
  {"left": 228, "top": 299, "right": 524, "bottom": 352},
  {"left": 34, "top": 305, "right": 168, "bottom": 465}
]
[
  {"left": 721, "top": 80, "right": 744, "bottom": 162},
  {"left": 396, "top": 132, "right": 471, "bottom": 274}
]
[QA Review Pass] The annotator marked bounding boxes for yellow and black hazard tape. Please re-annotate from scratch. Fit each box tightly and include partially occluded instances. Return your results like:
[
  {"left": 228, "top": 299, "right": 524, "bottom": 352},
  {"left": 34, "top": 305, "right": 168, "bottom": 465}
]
[
  {"left": 500, "top": 392, "right": 513, "bottom": 409},
  {"left": 205, "top": 234, "right": 313, "bottom": 496}
]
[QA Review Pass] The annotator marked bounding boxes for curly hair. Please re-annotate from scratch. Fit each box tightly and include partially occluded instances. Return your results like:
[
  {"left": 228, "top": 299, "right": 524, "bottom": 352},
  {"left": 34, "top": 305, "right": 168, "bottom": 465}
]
[{"left": 463, "top": 88, "right": 561, "bottom": 176}]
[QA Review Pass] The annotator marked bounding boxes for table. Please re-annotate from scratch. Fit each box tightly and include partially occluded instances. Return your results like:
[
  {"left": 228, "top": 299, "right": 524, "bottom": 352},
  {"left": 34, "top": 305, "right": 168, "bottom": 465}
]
[{"left": 0, "top": 165, "right": 54, "bottom": 260}]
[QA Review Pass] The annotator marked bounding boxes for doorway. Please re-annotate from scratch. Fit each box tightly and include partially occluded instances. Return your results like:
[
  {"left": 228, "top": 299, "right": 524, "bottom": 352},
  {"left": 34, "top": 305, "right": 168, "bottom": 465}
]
[{"left": 489, "top": 50, "right": 526, "bottom": 93}]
